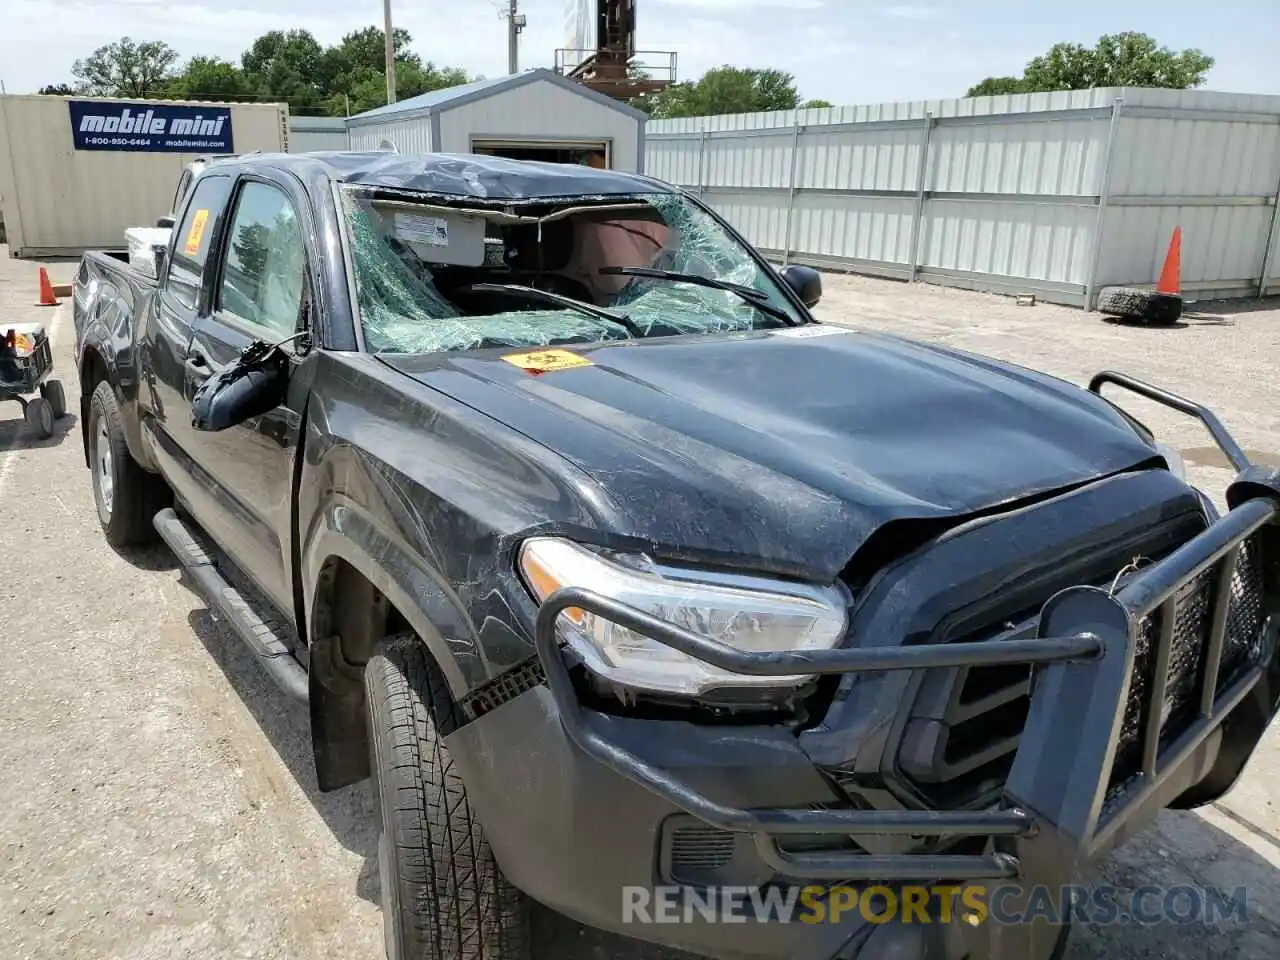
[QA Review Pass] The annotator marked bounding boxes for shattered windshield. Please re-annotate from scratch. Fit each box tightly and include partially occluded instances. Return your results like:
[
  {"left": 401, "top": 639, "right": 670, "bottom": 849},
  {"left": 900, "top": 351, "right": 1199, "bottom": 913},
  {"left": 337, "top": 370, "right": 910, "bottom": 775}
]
[{"left": 337, "top": 185, "right": 807, "bottom": 355}]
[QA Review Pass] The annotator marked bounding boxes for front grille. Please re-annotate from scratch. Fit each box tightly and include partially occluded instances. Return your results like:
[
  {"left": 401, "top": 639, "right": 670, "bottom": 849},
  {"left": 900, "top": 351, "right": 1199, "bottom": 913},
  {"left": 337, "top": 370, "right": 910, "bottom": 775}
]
[
  {"left": 1110, "top": 538, "right": 1267, "bottom": 789},
  {"left": 899, "top": 638, "right": 1036, "bottom": 808},
  {"left": 661, "top": 806, "right": 864, "bottom": 888},
  {"left": 896, "top": 532, "right": 1269, "bottom": 813},
  {"left": 669, "top": 825, "right": 737, "bottom": 881},
  {"left": 895, "top": 514, "right": 1222, "bottom": 810}
]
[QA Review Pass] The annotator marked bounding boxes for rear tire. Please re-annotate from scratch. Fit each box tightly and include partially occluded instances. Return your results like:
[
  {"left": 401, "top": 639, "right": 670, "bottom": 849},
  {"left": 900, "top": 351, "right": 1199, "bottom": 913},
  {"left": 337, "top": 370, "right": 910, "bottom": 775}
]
[
  {"left": 364, "top": 635, "right": 532, "bottom": 960},
  {"left": 88, "top": 380, "right": 169, "bottom": 546}
]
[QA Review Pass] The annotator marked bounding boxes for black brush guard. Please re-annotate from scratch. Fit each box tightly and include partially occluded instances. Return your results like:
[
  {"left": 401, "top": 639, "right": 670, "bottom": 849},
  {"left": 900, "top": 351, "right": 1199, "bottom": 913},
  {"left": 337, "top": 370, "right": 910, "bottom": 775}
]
[{"left": 532, "top": 372, "right": 1280, "bottom": 957}]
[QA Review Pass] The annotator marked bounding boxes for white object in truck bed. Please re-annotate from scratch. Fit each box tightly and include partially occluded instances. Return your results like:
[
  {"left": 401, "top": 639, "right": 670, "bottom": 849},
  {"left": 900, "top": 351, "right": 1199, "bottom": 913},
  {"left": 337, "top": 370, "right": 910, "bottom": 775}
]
[{"left": 125, "top": 227, "right": 173, "bottom": 280}]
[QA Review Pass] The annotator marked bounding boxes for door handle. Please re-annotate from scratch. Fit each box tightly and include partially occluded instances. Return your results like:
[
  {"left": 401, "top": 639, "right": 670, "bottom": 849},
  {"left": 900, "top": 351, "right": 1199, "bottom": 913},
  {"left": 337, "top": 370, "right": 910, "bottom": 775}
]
[{"left": 184, "top": 350, "right": 212, "bottom": 386}]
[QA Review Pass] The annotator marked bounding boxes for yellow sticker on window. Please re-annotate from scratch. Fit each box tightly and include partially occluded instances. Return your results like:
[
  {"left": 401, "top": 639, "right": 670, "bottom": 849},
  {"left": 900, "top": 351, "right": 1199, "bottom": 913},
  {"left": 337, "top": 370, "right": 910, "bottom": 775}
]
[
  {"left": 502, "top": 349, "right": 593, "bottom": 374},
  {"left": 184, "top": 208, "right": 210, "bottom": 256}
]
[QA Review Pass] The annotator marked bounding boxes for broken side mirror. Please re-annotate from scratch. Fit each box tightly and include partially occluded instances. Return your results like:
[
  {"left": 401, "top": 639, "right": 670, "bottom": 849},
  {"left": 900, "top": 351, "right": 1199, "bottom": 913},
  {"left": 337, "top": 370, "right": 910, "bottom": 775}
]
[
  {"left": 190, "top": 332, "right": 310, "bottom": 432},
  {"left": 779, "top": 264, "right": 823, "bottom": 308},
  {"left": 191, "top": 350, "right": 288, "bottom": 432}
]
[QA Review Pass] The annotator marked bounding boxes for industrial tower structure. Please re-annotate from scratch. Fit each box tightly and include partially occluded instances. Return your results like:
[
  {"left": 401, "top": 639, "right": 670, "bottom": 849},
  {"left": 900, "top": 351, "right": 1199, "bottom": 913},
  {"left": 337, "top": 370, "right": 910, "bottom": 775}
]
[{"left": 554, "top": 0, "right": 676, "bottom": 101}]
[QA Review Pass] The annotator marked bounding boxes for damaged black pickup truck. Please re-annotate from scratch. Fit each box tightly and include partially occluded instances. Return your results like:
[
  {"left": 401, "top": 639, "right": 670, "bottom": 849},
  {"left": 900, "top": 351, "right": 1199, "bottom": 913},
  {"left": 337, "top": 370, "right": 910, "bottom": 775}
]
[{"left": 74, "top": 150, "right": 1280, "bottom": 960}]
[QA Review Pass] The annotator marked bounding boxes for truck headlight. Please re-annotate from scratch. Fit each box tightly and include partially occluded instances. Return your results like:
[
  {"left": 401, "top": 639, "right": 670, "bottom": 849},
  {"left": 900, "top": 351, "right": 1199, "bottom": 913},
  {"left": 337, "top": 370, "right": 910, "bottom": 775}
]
[{"left": 518, "top": 537, "right": 849, "bottom": 696}]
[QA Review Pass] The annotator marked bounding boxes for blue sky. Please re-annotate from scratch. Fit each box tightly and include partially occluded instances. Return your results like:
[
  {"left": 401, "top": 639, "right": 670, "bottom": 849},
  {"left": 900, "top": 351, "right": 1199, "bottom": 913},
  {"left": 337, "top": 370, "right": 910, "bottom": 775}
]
[{"left": 0, "top": 0, "right": 1276, "bottom": 104}]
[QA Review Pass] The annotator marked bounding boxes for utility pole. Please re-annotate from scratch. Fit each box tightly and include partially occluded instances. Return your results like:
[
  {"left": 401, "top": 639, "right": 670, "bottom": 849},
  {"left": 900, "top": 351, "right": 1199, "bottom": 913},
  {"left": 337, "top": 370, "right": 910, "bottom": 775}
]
[
  {"left": 383, "top": 0, "right": 397, "bottom": 104},
  {"left": 506, "top": 0, "right": 527, "bottom": 75}
]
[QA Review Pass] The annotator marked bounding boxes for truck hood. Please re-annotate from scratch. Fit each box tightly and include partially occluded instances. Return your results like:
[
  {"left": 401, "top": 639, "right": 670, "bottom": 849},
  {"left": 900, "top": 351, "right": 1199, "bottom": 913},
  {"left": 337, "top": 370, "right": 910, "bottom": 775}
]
[{"left": 385, "top": 325, "right": 1161, "bottom": 582}]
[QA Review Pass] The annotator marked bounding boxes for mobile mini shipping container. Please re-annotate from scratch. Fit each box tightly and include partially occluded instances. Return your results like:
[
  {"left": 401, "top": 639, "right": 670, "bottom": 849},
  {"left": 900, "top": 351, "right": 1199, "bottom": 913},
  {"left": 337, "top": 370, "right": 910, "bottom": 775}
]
[{"left": 0, "top": 94, "right": 289, "bottom": 258}]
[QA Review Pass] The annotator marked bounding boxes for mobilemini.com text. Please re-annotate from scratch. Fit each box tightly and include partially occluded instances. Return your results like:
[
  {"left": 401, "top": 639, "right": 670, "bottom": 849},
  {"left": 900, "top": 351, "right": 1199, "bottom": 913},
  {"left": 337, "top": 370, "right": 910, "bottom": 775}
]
[{"left": 620, "top": 884, "right": 1249, "bottom": 926}]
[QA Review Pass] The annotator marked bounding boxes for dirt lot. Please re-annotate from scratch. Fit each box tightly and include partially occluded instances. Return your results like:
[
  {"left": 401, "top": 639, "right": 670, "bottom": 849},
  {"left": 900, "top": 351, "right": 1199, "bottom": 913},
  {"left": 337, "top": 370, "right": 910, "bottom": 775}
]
[{"left": 2, "top": 249, "right": 1279, "bottom": 960}]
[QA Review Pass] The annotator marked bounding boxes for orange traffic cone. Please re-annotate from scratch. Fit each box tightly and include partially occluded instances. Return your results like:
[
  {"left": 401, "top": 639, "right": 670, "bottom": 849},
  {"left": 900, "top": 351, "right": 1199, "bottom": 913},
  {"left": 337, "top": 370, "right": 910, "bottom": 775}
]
[
  {"left": 1155, "top": 227, "right": 1181, "bottom": 295},
  {"left": 35, "top": 267, "right": 60, "bottom": 307}
]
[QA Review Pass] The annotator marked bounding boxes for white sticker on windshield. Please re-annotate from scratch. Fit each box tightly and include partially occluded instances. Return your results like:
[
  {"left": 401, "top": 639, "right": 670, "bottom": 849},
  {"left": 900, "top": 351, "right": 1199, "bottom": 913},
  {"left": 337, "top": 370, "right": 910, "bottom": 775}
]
[
  {"left": 771, "top": 324, "right": 848, "bottom": 339},
  {"left": 394, "top": 212, "right": 449, "bottom": 246}
]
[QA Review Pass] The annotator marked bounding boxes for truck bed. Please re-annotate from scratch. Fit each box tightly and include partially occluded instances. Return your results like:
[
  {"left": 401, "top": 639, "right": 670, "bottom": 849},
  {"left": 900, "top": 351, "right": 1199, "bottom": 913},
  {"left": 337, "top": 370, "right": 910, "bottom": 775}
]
[{"left": 81, "top": 248, "right": 158, "bottom": 290}]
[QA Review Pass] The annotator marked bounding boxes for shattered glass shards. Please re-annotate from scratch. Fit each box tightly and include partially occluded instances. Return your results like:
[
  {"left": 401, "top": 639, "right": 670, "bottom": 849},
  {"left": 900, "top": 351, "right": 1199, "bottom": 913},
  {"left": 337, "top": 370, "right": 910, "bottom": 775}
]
[{"left": 343, "top": 189, "right": 793, "bottom": 355}]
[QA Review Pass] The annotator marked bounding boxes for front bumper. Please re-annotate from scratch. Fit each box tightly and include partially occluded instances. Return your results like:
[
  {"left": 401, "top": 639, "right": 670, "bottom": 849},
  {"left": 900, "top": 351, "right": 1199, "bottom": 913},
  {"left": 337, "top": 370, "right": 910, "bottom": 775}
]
[{"left": 447, "top": 372, "right": 1280, "bottom": 960}]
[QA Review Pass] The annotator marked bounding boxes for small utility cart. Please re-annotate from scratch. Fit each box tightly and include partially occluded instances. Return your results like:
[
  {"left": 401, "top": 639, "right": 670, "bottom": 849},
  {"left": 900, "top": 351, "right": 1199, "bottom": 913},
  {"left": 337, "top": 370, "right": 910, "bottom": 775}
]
[{"left": 1, "top": 323, "right": 67, "bottom": 438}]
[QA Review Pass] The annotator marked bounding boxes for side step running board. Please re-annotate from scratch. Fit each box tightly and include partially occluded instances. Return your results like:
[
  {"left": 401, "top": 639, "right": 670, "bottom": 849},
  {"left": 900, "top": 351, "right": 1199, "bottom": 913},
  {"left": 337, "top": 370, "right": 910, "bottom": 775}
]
[{"left": 154, "top": 507, "right": 309, "bottom": 704}]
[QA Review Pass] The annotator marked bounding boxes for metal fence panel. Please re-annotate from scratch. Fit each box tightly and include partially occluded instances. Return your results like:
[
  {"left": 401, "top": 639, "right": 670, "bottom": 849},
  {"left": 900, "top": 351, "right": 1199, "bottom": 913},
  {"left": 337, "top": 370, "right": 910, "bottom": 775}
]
[
  {"left": 921, "top": 198, "right": 1095, "bottom": 286},
  {"left": 646, "top": 86, "right": 1280, "bottom": 308}
]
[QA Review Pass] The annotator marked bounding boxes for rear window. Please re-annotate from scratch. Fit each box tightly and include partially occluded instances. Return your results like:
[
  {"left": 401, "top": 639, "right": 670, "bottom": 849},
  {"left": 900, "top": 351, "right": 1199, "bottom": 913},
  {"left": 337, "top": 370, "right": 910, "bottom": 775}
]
[{"left": 166, "top": 174, "right": 233, "bottom": 310}]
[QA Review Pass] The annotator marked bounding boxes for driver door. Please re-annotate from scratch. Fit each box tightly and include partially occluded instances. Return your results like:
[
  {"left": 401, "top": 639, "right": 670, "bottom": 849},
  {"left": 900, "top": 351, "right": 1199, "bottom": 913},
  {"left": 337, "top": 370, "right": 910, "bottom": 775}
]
[{"left": 179, "top": 175, "right": 312, "bottom": 616}]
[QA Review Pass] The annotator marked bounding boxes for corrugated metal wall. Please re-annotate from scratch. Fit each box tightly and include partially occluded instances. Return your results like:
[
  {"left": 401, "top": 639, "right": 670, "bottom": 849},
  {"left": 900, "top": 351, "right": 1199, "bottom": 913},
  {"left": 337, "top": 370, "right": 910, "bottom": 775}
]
[
  {"left": 0, "top": 95, "right": 289, "bottom": 258},
  {"left": 646, "top": 87, "right": 1280, "bottom": 306},
  {"left": 347, "top": 78, "right": 644, "bottom": 173},
  {"left": 436, "top": 79, "right": 642, "bottom": 173},
  {"left": 349, "top": 116, "right": 434, "bottom": 155},
  {"left": 288, "top": 116, "right": 350, "bottom": 153}
]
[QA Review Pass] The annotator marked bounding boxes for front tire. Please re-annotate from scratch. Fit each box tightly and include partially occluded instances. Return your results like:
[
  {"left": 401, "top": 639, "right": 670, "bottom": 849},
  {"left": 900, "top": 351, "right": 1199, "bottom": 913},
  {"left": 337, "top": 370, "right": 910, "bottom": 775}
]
[
  {"left": 365, "top": 636, "right": 531, "bottom": 960},
  {"left": 88, "top": 380, "right": 168, "bottom": 546}
]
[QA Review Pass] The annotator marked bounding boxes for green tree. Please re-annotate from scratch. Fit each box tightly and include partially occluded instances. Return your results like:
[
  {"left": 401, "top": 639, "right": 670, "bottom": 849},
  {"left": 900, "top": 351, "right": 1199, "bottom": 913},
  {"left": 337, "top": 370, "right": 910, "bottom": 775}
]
[
  {"left": 240, "top": 29, "right": 328, "bottom": 114},
  {"left": 967, "top": 32, "right": 1214, "bottom": 97},
  {"left": 965, "top": 76, "right": 1027, "bottom": 97},
  {"left": 321, "top": 25, "right": 419, "bottom": 92},
  {"left": 643, "top": 66, "right": 802, "bottom": 119},
  {"left": 71, "top": 37, "right": 179, "bottom": 98},
  {"left": 45, "top": 27, "right": 472, "bottom": 119},
  {"left": 166, "top": 57, "right": 252, "bottom": 102},
  {"left": 801, "top": 99, "right": 834, "bottom": 109},
  {"left": 336, "top": 61, "right": 472, "bottom": 115},
  {"left": 318, "top": 28, "right": 471, "bottom": 115},
  {"left": 37, "top": 83, "right": 75, "bottom": 96}
]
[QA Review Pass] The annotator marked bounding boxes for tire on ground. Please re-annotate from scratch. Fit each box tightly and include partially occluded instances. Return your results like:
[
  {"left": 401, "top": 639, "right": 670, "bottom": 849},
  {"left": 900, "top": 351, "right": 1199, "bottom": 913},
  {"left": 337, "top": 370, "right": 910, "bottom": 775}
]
[
  {"left": 1097, "top": 286, "right": 1183, "bottom": 326},
  {"left": 365, "top": 635, "right": 532, "bottom": 960},
  {"left": 88, "top": 379, "right": 170, "bottom": 546}
]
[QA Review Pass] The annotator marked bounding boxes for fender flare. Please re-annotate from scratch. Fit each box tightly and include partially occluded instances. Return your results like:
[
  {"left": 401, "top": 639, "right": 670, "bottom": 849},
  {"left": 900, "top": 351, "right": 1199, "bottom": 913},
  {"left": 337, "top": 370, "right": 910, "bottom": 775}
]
[
  {"left": 301, "top": 498, "right": 487, "bottom": 699},
  {"left": 77, "top": 320, "right": 153, "bottom": 471},
  {"left": 300, "top": 499, "right": 491, "bottom": 792}
]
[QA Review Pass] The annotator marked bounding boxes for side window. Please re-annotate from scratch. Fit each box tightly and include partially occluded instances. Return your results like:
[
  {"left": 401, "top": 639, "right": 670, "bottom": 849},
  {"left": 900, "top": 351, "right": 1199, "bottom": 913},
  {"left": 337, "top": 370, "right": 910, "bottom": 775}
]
[
  {"left": 217, "top": 181, "right": 307, "bottom": 338},
  {"left": 166, "top": 175, "right": 233, "bottom": 311}
]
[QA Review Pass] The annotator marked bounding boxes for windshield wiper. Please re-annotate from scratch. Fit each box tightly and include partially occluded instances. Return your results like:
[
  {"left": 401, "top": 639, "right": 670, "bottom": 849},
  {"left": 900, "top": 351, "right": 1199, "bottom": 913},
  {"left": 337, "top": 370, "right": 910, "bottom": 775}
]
[
  {"left": 463, "top": 283, "right": 644, "bottom": 338},
  {"left": 597, "top": 266, "right": 798, "bottom": 326}
]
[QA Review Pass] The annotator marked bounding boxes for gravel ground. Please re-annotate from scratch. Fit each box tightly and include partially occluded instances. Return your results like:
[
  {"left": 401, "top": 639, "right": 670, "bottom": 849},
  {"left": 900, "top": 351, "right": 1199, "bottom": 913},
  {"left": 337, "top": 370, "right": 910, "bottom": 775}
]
[{"left": 1, "top": 249, "right": 1279, "bottom": 960}]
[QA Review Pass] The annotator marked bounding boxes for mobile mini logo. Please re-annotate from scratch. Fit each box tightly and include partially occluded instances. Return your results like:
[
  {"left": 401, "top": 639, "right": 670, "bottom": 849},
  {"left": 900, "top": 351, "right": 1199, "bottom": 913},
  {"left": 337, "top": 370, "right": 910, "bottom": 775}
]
[{"left": 76, "top": 107, "right": 227, "bottom": 138}]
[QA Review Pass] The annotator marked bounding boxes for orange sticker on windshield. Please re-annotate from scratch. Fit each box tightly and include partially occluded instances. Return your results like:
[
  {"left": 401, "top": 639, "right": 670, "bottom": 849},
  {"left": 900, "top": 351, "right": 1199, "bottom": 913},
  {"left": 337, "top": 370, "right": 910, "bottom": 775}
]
[
  {"left": 184, "top": 208, "right": 210, "bottom": 256},
  {"left": 502, "top": 349, "right": 593, "bottom": 375}
]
